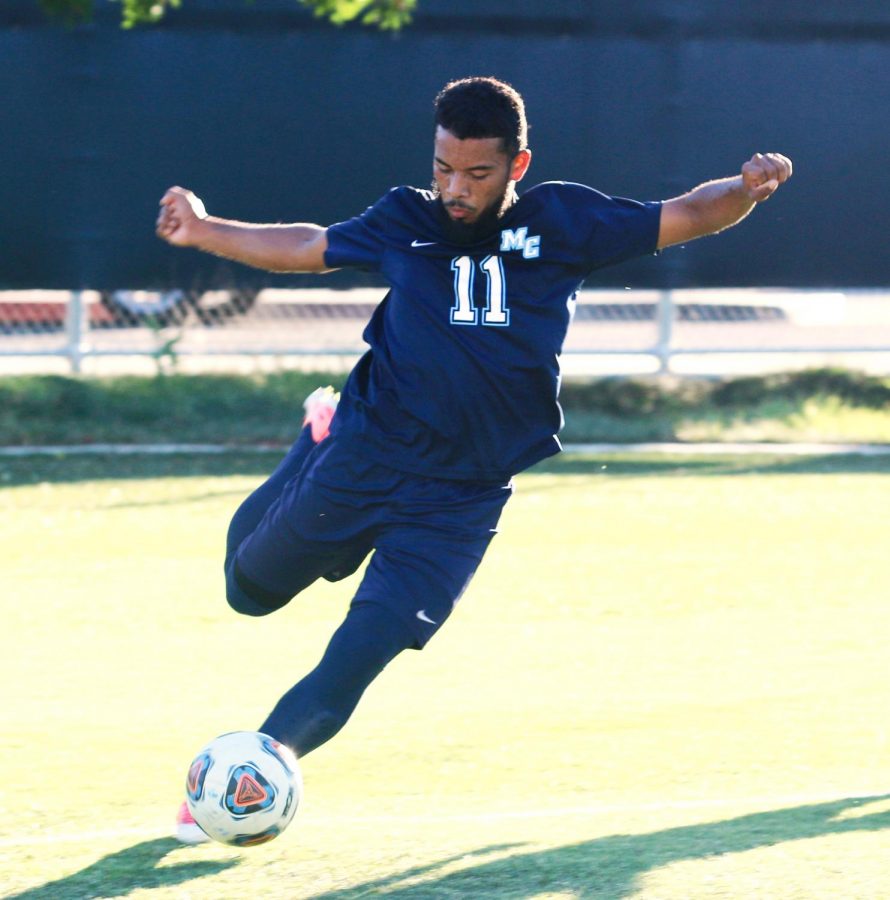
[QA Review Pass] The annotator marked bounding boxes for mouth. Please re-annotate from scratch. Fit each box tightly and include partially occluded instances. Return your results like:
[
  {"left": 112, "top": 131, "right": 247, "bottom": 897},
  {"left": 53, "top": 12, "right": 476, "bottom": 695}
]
[{"left": 445, "top": 202, "right": 474, "bottom": 221}]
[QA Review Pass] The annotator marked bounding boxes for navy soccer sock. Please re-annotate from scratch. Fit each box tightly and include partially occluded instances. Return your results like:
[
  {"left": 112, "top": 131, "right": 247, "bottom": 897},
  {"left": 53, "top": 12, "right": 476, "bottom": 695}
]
[{"left": 259, "top": 602, "right": 416, "bottom": 757}]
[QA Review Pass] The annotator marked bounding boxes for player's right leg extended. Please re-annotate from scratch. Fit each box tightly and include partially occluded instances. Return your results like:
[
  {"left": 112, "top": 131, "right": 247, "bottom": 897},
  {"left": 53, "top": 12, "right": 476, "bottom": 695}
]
[
  {"left": 225, "top": 434, "right": 375, "bottom": 617},
  {"left": 224, "top": 387, "right": 339, "bottom": 568},
  {"left": 225, "top": 388, "right": 356, "bottom": 616}
]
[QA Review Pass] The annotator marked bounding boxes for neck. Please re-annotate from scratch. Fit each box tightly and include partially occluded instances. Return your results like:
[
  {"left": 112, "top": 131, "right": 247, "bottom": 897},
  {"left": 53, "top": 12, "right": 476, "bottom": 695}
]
[{"left": 434, "top": 185, "right": 518, "bottom": 246}]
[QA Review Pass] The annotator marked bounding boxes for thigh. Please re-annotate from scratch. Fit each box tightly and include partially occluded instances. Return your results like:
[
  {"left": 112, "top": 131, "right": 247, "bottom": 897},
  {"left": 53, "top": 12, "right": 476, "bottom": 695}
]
[
  {"left": 231, "top": 438, "right": 391, "bottom": 602},
  {"left": 353, "top": 478, "right": 512, "bottom": 648},
  {"left": 233, "top": 498, "right": 371, "bottom": 602},
  {"left": 225, "top": 426, "right": 318, "bottom": 565}
]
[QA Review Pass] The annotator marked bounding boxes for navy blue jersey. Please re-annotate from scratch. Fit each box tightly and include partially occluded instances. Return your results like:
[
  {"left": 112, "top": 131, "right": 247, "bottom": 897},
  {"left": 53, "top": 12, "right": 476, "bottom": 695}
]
[{"left": 324, "top": 182, "right": 661, "bottom": 482}]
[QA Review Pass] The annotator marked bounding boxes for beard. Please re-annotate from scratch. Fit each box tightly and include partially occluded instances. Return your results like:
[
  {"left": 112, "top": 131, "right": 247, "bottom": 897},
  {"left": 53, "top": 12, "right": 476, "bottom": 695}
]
[{"left": 432, "top": 181, "right": 517, "bottom": 247}]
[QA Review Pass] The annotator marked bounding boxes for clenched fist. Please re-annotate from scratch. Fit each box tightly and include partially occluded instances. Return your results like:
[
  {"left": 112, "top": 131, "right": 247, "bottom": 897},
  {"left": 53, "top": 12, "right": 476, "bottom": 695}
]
[
  {"left": 742, "top": 153, "right": 793, "bottom": 203},
  {"left": 156, "top": 187, "right": 208, "bottom": 246}
]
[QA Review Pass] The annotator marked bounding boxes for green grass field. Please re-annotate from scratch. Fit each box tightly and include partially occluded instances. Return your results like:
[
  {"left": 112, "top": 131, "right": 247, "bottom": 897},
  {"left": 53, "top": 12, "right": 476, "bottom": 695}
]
[{"left": 3, "top": 451, "right": 890, "bottom": 899}]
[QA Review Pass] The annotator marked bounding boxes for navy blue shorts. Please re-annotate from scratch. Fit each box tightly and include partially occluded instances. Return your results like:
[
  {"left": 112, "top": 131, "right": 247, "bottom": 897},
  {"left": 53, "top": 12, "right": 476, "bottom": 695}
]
[{"left": 230, "top": 436, "right": 513, "bottom": 648}]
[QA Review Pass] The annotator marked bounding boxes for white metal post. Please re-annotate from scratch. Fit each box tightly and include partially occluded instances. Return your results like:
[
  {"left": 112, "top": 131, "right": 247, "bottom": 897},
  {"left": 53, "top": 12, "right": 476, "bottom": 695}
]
[
  {"left": 655, "top": 289, "right": 674, "bottom": 374},
  {"left": 65, "top": 290, "right": 89, "bottom": 374}
]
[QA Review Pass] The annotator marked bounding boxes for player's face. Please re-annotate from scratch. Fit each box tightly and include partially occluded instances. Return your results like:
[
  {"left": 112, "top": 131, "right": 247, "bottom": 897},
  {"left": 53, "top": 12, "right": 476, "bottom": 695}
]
[{"left": 433, "top": 126, "right": 531, "bottom": 229}]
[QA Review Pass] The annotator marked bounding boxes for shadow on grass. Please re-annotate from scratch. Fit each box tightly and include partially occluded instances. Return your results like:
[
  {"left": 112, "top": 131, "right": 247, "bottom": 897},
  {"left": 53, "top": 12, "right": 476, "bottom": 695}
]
[
  {"left": 5, "top": 836, "right": 238, "bottom": 899},
  {"left": 530, "top": 452, "right": 890, "bottom": 479},
  {"left": 2, "top": 450, "right": 890, "bottom": 488},
  {"left": 305, "top": 795, "right": 890, "bottom": 899},
  {"left": 0, "top": 452, "right": 282, "bottom": 486}
]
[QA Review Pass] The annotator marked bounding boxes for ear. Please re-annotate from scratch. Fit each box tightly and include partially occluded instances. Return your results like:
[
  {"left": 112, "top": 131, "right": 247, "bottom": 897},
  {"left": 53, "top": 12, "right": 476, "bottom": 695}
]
[{"left": 510, "top": 149, "right": 532, "bottom": 183}]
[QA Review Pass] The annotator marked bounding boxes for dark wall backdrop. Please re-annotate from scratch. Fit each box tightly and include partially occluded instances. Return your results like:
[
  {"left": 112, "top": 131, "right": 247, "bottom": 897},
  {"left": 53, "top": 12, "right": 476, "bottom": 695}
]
[{"left": 2, "top": 0, "right": 889, "bottom": 290}]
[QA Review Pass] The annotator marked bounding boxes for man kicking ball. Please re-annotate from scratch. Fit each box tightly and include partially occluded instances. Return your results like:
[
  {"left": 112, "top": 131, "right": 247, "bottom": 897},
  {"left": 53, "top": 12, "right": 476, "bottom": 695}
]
[{"left": 157, "top": 76, "right": 792, "bottom": 843}]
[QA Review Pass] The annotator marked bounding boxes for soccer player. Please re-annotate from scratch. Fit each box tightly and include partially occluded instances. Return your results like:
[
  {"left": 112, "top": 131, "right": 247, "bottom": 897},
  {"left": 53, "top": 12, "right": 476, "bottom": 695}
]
[{"left": 157, "top": 77, "right": 792, "bottom": 842}]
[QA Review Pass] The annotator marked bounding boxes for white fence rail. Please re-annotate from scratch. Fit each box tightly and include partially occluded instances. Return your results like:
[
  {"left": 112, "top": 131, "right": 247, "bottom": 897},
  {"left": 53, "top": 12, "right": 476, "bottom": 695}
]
[{"left": 1, "top": 289, "right": 890, "bottom": 377}]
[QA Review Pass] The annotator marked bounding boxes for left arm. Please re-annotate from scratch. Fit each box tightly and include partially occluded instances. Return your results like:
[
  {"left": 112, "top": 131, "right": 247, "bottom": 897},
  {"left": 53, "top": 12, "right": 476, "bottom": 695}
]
[{"left": 657, "top": 152, "right": 793, "bottom": 250}]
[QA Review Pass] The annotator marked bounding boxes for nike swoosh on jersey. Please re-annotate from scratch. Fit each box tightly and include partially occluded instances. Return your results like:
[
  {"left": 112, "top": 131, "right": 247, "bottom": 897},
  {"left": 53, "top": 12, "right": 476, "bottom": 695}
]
[
  {"left": 416, "top": 609, "right": 438, "bottom": 625},
  {"left": 411, "top": 240, "right": 437, "bottom": 247}
]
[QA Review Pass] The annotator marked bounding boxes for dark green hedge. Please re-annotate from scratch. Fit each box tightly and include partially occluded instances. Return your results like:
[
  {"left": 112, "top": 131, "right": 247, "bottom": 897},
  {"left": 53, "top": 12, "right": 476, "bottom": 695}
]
[{"left": 1, "top": 368, "right": 888, "bottom": 446}]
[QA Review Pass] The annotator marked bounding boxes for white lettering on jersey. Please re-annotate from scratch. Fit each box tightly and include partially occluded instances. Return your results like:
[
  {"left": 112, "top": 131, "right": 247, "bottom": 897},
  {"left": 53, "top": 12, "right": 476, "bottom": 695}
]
[
  {"left": 500, "top": 227, "right": 541, "bottom": 259},
  {"left": 450, "top": 255, "right": 510, "bottom": 327}
]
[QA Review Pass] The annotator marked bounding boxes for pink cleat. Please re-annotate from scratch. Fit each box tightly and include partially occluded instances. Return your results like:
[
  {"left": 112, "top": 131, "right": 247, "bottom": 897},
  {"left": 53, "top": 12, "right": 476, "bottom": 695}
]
[
  {"left": 303, "top": 386, "right": 340, "bottom": 443},
  {"left": 175, "top": 799, "right": 210, "bottom": 845}
]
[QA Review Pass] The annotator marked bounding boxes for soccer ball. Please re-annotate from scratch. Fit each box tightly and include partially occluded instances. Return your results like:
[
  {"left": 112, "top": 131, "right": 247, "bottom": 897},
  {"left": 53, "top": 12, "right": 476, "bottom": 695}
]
[{"left": 185, "top": 731, "right": 302, "bottom": 846}]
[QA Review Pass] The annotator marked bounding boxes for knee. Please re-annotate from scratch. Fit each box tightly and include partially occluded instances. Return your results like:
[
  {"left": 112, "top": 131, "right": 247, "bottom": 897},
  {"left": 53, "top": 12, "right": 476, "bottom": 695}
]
[
  {"left": 225, "top": 558, "right": 290, "bottom": 617},
  {"left": 226, "top": 585, "right": 275, "bottom": 617}
]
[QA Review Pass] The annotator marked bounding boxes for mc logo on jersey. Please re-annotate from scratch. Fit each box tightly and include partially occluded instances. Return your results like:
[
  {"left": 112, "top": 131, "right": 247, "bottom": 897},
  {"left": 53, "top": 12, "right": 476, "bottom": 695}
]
[{"left": 500, "top": 227, "right": 541, "bottom": 259}]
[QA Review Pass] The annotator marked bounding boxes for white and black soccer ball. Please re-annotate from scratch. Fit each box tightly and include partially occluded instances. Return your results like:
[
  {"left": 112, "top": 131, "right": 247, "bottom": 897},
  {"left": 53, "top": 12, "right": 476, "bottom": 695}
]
[{"left": 185, "top": 731, "right": 302, "bottom": 846}]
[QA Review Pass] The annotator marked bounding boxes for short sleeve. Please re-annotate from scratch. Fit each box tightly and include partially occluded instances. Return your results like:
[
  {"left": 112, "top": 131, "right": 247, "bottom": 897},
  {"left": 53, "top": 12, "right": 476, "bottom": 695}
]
[
  {"left": 531, "top": 183, "right": 661, "bottom": 273},
  {"left": 577, "top": 189, "right": 661, "bottom": 271},
  {"left": 324, "top": 191, "right": 395, "bottom": 271}
]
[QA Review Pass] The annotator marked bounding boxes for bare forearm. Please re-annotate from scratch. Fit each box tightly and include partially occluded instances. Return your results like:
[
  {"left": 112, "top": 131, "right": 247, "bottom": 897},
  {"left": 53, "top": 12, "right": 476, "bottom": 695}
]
[
  {"left": 156, "top": 187, "right": 331, "bottom": 272},
  {"left": 657, "top": 153, "right": 793, "bottom": 249},
  {"left": 675, "top": 176, "right": 755, "bottom": 237},
  {"left": 193, "top": 218, "right": 329, "bottom": 273}
]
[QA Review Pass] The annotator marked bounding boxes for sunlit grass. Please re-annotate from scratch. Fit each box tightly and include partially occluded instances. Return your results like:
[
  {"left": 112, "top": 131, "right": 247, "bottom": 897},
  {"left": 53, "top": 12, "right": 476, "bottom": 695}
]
[
  {"left": 676, "top": 396, "right": 890, "bottom": 442},
  {"left": 2, "top": 452, "right": 890, "bottom": 898}
]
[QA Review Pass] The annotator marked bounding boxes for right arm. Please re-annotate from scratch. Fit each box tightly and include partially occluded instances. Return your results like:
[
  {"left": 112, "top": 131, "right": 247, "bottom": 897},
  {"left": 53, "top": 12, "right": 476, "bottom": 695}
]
[
  {"left": 156, "top": 186, "right": 333, "bottom": 273},
  {"left": 657, "top": 153, "right": 792, "bottom": 249}
]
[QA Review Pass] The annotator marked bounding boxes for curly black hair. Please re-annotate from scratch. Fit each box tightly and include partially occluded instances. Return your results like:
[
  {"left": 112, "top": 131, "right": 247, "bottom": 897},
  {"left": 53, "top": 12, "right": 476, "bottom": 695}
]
[{"left": 434, "top": 77, "right": 528, "bottom": 159}]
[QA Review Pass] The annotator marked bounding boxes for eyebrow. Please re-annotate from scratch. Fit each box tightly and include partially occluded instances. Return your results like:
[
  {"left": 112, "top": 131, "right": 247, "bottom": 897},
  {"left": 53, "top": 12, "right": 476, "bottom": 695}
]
[{"left": 434, "top": 156, "right": 497, "bottom": 173}]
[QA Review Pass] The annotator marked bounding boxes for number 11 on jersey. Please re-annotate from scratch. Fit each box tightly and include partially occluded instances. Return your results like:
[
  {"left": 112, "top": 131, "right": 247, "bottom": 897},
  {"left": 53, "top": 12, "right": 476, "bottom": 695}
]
[{"left": 450, "top": 255, "right": 510, "bottom": 327}]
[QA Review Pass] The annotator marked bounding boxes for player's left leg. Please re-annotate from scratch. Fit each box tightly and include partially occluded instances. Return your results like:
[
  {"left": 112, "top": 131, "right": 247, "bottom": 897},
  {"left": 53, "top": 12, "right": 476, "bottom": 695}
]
[
  {"left": 257, "top": 473, "right": 513, "bottom": 756},
  {"left": 175, "top": 388, "right": 339, "bottom": 844},
  {"left": 174, "top": 596, "right": 411, "bottom": 844},
  {"left": 177, "top": 467, "right": 511, "bottom": 842},
  {"left": 259, "top": 601, "right": 415, "bottom": 755}
]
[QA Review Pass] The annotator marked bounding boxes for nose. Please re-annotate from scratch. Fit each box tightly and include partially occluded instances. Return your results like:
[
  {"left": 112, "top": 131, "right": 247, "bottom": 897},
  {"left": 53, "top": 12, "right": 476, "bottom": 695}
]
[{"left": 446, "top": 173, "right": 470, "bottom": 199}]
